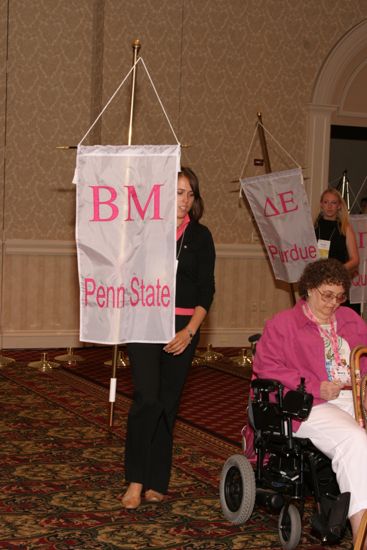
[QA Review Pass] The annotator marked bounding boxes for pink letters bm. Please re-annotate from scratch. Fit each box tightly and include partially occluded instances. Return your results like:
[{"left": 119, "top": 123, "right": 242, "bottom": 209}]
[{"left": 89, "top": 184, "right": 163, "bottom": 222}]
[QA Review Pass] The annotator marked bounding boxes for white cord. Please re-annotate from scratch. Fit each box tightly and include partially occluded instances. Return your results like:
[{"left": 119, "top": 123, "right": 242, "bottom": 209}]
[
  {"left": 78, "top": 62, "right": 136, "bottom": 145},
  {"left": 257, "top": 120, "right": 301, "bottom": 169},
  {"left": 78, "top": 57, "right": 180, "bottom": 146},
  {"left": 239, "top": 123, "right": 258, "bottom": 181},
  {"left": 139, "top": 58, "right": 180, "bottom": 145},
  {"left": 350, "top": 175, "right": 367, "bottom": 212},
  {"left": 239, "top": 120, "right": 301, "bottom": 197}
]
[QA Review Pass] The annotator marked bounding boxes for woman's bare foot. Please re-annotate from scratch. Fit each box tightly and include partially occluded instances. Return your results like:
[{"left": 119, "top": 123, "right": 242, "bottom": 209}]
[
  {"left": 122, "top": 482, "right": 143, "bottom": 509},
  {"left": 145, "top": 489, "right": 164, "bottom": 503}
]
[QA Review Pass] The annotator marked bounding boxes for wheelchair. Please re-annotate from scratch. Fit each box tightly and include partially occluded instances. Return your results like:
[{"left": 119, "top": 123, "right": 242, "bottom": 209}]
[{"left": 219, "top": 377, "right": 351, "bottom": 550}]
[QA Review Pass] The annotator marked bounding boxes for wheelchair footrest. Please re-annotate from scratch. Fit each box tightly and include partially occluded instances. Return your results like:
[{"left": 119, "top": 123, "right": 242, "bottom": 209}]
[{"left": 311, "top": 491, "right": 351, "bottom": 544}]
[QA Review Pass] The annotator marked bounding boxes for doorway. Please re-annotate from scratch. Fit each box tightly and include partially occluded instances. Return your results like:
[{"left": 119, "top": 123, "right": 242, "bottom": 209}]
[
  {"left": 329, "top": 124, "right": 367, "bottom": 213},
  {"left": 306, "top": 19, "right": 367, "bottom": 217}
]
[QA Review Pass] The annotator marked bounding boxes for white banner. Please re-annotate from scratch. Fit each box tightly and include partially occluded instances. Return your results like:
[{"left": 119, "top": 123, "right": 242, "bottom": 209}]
[
  {"left": 241, "top": 168, "right": 318, "bottom": 283},
  {"left": 74, "top": 144, "right": 180, "bottom": 344},
  {"left": 350, "top": 214, "right": 367, "bottom": 305}
]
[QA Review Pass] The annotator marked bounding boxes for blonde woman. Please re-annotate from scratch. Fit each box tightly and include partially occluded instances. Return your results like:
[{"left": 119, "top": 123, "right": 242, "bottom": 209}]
[{"left": 315, "top": 188, "right": 359, "bottom": 274}]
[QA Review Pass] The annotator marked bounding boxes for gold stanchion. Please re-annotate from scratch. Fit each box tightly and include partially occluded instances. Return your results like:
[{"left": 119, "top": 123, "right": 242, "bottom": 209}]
[
  {"left": 104, "top": 349, "right": 129, "bottom": 368},
  {"left": 0, "top": 352, "right": 15, "bottom": 367},
  {"left": 231, "top": 347, "right": 252, "bottom": 367},
  {"left": 54, "top": 347, "right": 84, "bottom": 366},
  {"left": 192, "top": 344, "right": 224, "bottom": 366},
  {"left": 109, "top": 39, "right": 141, "bottom": 428},
  {"left": 28, "top": 352, "right": 60, "bottom": 372},
  {"left": 202, "top": 343, "right": 224, "bottom": 362}
]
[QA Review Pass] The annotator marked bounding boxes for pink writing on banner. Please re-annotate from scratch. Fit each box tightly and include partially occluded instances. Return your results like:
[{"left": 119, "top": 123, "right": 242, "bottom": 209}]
[
  {"left": 90, "top": 183, "right": 163, "bottom": 222},
  {"left": 74, "top": 144, "right": 180, "bottom": 344},
  {"left": 241, "top": 168, "right": 317, "bottom": 283},
  {"left": 264, "top": 191, "right": 299, "bottom": 217},
  {"left": 84, "top": 277, "right": 170, "bottom": 308},
  {"left": 268, "top": 243, "right": 317, "bottom": 263}
]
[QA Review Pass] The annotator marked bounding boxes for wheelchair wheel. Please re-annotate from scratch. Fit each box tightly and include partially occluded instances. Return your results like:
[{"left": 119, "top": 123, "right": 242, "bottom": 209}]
[
  {"left": 219, "top": 453, "right": 256, "bottom": 525},
  {"left": 278, "top": 503, "right": 302, "bottom": 550}
]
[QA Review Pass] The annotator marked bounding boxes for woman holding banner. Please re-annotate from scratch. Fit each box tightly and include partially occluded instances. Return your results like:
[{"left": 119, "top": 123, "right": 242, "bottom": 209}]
[
  {"left": 253, "top": 258, "right": 367, "bottom": 545},
  {"left": 122, "top": 166, "right": 216, "bottom": 509}
]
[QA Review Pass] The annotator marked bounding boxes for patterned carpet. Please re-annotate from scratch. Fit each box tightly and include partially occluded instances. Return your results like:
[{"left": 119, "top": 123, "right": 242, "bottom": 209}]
[
  {"left": 64, "top": 346, "right": 250, "bottom": 447},
  {"left": 0, "top": 347, "right": 353, "bottom": 549},
  {"left": 3, "top": 346, "right": 251, "bottom": 447}
]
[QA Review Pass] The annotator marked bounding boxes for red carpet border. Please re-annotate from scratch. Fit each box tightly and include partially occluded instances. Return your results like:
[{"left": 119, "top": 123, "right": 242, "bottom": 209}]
[{"left": 3, "top": 346, "right": 251, "bottom": 447}]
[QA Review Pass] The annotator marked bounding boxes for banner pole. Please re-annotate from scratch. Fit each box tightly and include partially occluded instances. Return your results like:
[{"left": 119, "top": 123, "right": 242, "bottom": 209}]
[
  {"left": 257, "top": 112, "right": 296, "bottom": 305},
  {"left": 127, "top": 39, "right": 141, "bottom": 146},
  {"left": 256, "top": 112, "right": 272, "bottom": 174},
  {"left": 109, "top": 39, "right": 141, "bottom": 428}
]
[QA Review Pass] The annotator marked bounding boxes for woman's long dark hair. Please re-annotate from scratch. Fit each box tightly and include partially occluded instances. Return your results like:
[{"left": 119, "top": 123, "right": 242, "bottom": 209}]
[{"left": 179, "top": 166, "right": 204, "bottom": 221}]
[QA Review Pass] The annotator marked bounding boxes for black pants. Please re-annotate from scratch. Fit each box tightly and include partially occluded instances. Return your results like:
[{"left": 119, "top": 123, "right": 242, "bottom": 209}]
[{"left": 124, "top": 316, "right": 199, "bottom": 493}]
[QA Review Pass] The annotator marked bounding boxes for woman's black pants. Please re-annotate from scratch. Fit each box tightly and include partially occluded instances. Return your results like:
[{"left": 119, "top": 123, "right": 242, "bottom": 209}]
[{"left": 125, "top": 316, "right": 199, "bottom": 494}]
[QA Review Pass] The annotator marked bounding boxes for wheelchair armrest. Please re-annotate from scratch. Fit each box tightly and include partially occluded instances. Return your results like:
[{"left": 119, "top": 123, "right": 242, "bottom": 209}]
[
  {"left": 282, "top": 387, "right": 313, "bottom": 420},
  {"left": 251, "top": 377, "right": 313, "bottom": 423},
  {"left": 251, "top": 378, "right": 283, "bottom": 394}
]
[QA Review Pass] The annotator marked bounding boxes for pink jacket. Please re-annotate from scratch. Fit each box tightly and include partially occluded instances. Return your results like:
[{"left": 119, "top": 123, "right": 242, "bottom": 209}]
[{"left": 253, "top": 300, "right": 367, "bottom": 419}]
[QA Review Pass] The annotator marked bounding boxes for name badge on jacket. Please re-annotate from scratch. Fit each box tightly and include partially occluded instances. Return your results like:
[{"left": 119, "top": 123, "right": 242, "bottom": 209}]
[{"left": 317, "top": 239, "right": 330, "bottom": 259}]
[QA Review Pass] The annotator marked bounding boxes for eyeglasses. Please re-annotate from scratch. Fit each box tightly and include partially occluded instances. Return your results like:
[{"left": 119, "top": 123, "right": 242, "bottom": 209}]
[{"left": 316, "top": 288, "right": 347, "bottom": 304}]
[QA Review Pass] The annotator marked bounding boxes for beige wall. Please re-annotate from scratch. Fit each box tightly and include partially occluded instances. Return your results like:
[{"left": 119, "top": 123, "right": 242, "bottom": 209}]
[
  {"left": 1, "top": 1, "right": 367, "bottom": 348},
  {"left": 0, "top": 1, "right": 6, "bottom": 331}
]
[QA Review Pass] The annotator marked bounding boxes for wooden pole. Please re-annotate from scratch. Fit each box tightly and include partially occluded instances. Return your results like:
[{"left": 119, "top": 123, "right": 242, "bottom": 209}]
[
  {"left": 109, "top": 39, "right": 141, "bottom": 428},
  {"left": 256, "top": 112, "right": 272, "bottom": 174},
  {"left": 256, "top": 112, "right": 296, "bottom": 305}
]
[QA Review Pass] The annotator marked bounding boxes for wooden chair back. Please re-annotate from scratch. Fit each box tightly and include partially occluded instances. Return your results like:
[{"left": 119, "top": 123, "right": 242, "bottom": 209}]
[{"left": 350, "top": 346, "right": 367, "bottom": 428}]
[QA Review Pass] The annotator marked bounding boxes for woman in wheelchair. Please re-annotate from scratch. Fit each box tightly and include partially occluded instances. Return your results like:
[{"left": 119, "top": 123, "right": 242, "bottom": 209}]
[{"left": 253, "top": 257, "right": 367, "bottom": 546}]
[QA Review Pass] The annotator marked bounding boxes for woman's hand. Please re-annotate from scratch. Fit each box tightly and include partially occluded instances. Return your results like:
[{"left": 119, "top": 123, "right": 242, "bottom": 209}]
[
  {"left": 320, "top": 380, "right": 343, "bottom": 401},
  {"left": 163, "top": 328, "right": 192, "bottom": 356}
]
